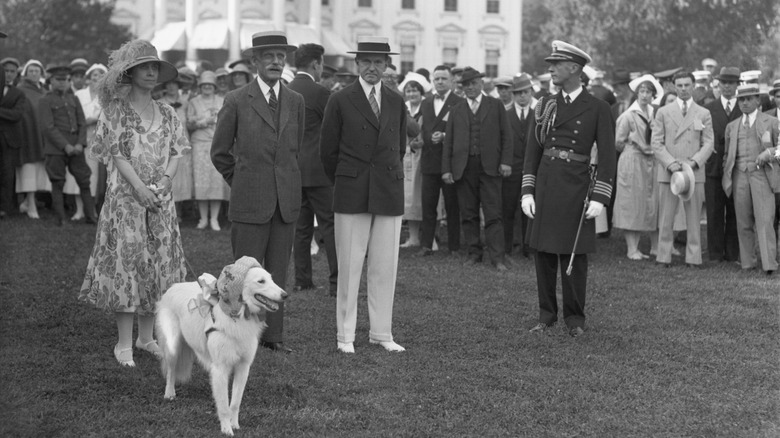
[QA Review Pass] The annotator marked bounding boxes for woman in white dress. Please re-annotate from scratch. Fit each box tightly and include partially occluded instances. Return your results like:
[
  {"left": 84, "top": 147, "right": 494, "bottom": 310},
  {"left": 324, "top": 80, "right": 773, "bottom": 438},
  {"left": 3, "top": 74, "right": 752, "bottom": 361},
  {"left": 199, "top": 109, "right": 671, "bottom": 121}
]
[
  {"left": 15, "top": 60, "right": 50, "bottom": 218},
  {"left": 65, "top": 64, "right": 107, "bottom": 220},
  {"left": 186, "top": 71, "right": 228, "bottom": 230},
  {"left": 398, "top": 73, "right": 430, "bottom": 247}
]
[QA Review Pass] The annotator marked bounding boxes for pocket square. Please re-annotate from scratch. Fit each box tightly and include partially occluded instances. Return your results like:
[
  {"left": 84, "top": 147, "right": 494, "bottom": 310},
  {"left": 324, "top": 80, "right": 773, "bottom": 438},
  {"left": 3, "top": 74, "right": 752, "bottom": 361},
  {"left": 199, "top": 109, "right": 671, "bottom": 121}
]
[{"left": 693, "top": 119, "right": 704, "bottom": 131}]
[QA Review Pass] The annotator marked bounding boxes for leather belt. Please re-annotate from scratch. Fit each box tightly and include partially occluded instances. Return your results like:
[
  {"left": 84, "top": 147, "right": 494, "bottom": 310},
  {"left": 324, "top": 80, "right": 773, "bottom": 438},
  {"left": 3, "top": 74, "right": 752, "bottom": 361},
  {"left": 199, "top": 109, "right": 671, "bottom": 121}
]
[{"left": 543, "top": 147, "right": 589, "bottom": 163}]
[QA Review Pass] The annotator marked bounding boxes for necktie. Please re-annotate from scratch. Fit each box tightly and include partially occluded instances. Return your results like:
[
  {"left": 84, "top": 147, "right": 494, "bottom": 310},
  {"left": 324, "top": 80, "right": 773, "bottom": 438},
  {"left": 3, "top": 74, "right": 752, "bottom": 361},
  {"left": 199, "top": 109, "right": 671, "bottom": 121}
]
[
  {"left": 369, "top": 87, "right": 380, "bottom": 120},
  {"left": 268, "top": 88, "right": 278, "bottom": 112},
  {"left": 470, "top": 99, "right": 479, "bottom": 114},
  {"left": 521, "top": 107, "right": 526, "bottom": 121},
  {"left": 743, "top": 117, "right": 749, "bottom": 129},
  {"left": 565, "top": 95, "right": 572, "bottom": 105},
  {"left": 682, "top": 100, "right": 687, "bottom": 117},
  {"left": 435, "top": 93, "right": 444, "bottom": 100},
  {"left": 725, "top": 101, "right": 731, "bottom": 115}
]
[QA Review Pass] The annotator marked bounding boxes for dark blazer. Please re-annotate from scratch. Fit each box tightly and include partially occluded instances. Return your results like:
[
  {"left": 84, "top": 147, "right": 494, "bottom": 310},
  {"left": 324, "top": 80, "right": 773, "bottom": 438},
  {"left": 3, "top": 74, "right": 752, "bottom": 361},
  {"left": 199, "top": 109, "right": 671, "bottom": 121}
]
[
  {"left": 38, "top": 90, "right": 86, "bottom": 155},
  {"left": 320, "top": 80, "right": 407, "bottom": 216},
  {"left": 419, "top": 92, "right": 463, "bottom": 175},
  {"left": 287, "top": 73, "right": 331, "bottom": 187},
  {"left": 0, "top": 86, "right": 27, "bottom": 158},
  {"left": 704, "top": 98, "right": 742, "bottom": 178},
  {"left": 211, "top": 80, "right": 305, "bottom": 224},
  {"left": 506, "top": 104, "right": 535, "bottom": 174},
  {"left": 442, "top": 94, "right": 512, "bottom": 180},
  {"left": 522, "top": 90, "right": 616, "bottom": 254}
]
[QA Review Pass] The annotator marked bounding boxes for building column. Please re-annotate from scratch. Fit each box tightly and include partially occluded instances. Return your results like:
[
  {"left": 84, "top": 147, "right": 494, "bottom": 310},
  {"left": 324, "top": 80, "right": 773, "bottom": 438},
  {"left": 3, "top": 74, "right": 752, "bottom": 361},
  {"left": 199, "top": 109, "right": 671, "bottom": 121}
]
[
  {"left": 309, "top": 0, "right": 322, "bottom": 34},
  {"left": 332, "top": 0, "right": 344, "bottom": 36},
  {"left": 185, "top": 0, "right": 196, "bottom": 65},
  {"left": 272, "top": 0, "right": 285, "bottom": 30},
  {"left": 154, "top": 0, "right": 167, "bottom": 31},
  {"left": 228, "top": 0, "right": 240, "bottom": 62}
]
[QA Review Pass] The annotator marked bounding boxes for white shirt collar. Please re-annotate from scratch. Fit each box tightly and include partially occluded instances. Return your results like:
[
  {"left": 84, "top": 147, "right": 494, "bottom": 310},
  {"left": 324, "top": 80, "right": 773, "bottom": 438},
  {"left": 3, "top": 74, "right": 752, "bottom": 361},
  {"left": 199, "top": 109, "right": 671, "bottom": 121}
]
[
  {"left": 434, "top": 89, "right": 451, "bottom": 100},
  {"left": 358, "top": 76, "right": 382, "bottom": 105},
  {"left": 256, "top": 76, "right": 280, "bottom": 104},
  {"left": 742, "top": 109, "right": 758, "bottom": 127},
  {"left": 296, "top": 71, "right": 315, "bottom": 81},
  {"left": 720, "top": 95, "right": 736, "bottom": 109},
  {"left": 468, "top": 94, "right": 483, "bottom": 106},
  {"left": 677, "top": 97, "right": 692, "bottom": 112},
  {"left": 562, "top": 86, "right": 583, "bottom": 102}
]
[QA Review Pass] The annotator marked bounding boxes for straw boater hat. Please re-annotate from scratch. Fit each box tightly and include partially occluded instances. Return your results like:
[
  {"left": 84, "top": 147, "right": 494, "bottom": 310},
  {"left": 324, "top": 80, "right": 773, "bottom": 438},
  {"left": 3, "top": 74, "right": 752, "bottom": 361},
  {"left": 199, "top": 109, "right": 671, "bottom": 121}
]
[
  {"left": 69, "top": 58, "right": 89, "bottom": 74},
  {"left": 241, "top": 31, "right": 297, "bottom": 58},
  {"left": 397, "top": 71, "right": 432, "bottom": 93},
  {"left": 348, "top": 36, "right": 399, "bottom": 55},
  {"left": 736, "top": 83, "right": 761, "bottom": 98},
  {"left": 769, "top": 79, "right": 780, "bottom": 97},
  {"left": 715, "top": 67, "right": 740, "bottom": 82},
  {"left": 739, "top": 70, "right": 761, "bottom": 84},
  {"left": 670, "top": 162, "right": 695, "bottom": 201},
  {"left": 545, "top": 40, "right": 592, "bottom": 66}
]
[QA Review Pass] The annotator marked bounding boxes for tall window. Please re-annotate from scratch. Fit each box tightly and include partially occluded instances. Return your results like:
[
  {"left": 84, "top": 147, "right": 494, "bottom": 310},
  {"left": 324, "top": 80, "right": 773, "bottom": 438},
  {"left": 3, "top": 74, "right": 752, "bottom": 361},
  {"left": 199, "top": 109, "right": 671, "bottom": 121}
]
[
  {"left": 485, "top": 49, "right": 499, "bottom": 78},
  {"left": 402, "top": 0, "right": 415, "bottom": 9},
  {"left": 486, "top": 0, "right": 499, "bottom": 13},
  {"left": 358, "top": 0, "right": 372, "bottom": 7},
  {"left": 444, "top": 0, "right": 457, "bottom": 12},
  {"left": 442, "top": 47, "right": 458, "bottom": 67},
  {"left": 400, "top": 44, "right": 415, "bottom": 74},
  {"left": 322, "top": 0, "right": 329, "bottom": 5}
]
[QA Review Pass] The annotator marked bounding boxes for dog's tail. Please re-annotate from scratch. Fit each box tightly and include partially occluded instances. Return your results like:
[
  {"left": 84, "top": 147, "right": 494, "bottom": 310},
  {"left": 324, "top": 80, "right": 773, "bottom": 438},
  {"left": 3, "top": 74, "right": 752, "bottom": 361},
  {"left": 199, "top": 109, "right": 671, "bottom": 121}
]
[{"left": 157, "top": 306, "right": 195, "bottom": 384}]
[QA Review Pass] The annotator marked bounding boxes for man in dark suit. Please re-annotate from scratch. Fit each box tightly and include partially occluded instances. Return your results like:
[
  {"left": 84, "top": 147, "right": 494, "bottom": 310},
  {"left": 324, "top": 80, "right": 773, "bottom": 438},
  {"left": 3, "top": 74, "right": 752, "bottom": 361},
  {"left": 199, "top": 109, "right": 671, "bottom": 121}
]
[
  {"left": 442, "top": 67, "right": 513, "bottom": 271},
  {"left": 211, "top": 31, "right": 305, "bottom": 354},
  {"left": 0, "top": 67, "right": 26, "bottom": 217},
  {"left": 766, "top": 79, "right": 780, "bottom": 119},
  {"left": 287, "top": 43, "right": 338, "bottom": 296},
  {"left": 417, "top": 65, "right": 463, "bottom": 256},
  {"left": 320, "top": 36, "right": 407, "bottom": 354},
  {"left": 521, "top": 41, "right": 616, "bottom": 338},
  {"left": 504, "top": 73, "right": 537, "bottom": 257},
  {"left": 703, "top": 67, "right": 741, "bottom": 262}
]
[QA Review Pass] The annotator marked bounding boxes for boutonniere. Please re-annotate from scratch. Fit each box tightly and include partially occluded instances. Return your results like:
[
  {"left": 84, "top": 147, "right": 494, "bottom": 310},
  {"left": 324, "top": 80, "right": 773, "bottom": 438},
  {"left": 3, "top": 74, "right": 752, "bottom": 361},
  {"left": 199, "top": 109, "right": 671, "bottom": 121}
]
[{"left": 442, "top": 112, "right": 449, "bottom": 122}]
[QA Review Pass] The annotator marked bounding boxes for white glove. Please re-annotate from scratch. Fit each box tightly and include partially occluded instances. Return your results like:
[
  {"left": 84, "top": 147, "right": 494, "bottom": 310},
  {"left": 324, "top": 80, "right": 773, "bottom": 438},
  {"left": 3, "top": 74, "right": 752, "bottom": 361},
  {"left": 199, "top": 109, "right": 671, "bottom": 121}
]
[
  {"left": 585, "top": 200, "right": 604, "bottom": 219},
  {"left": 521, "top": 195, "right": 535, "bottom": 219}
]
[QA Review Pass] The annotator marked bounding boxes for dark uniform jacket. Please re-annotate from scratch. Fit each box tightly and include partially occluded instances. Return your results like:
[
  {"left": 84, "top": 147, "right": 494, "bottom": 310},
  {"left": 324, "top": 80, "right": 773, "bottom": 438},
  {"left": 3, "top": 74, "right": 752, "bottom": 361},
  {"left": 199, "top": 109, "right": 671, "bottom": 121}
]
[
  {"left": 442, "top": 95, "right": 512, "bottom": 180},
  {"left": 287, "top": 73, "right": 331, "bottom": 187},
  {"left": 521, "top": 89, "right": 616, "bottom": 254},
  {"left": 0, "top": 86, "right": 27, "bottom": 162},
  {"left": 704, "top": 98, "right": 742, "bottom": 179},
  {"left": 320, "top": 80, "right": 407, "bottom": 216},
  {"left": 419, "top": 91, "right": 463, "bottom": 175},
  {"left": 38, "top": 89, "right": 86, "bottom": 155},
  {"left": 211, "top": 79, "right": 305, "bottom": 224}
]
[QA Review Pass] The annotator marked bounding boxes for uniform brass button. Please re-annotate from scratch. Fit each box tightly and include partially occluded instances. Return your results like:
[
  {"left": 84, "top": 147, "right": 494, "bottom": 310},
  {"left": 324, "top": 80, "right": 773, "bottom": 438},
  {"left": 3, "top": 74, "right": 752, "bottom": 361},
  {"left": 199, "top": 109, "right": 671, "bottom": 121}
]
[
  {"left": 551, "top": 137, "right": 556, "bottom": 141},
  {"left": 571, "top": 140, "right": 576, "bottom": 144},
  {"left": 576, "top": 120, "right": 581, "bottom": 124},
  {"left": 574, "top": 130, "right": 579, "bottom": 134}
]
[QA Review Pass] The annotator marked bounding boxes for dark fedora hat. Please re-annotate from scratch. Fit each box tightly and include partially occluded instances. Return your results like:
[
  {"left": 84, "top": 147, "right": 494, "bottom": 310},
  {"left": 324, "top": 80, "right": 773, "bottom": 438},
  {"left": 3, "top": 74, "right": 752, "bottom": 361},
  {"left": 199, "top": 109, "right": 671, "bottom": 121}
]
[
  {"left": 451, "top": 67, "right": 464, "bottom": 75},
  {"left": 242, "top": 31, "right": 297, "bottom": 57},
  {"left": 654, "top": 67, "right": 682, "bottom": 81},
  {"left": 347, "top": 36, "right": 399, "bottom": 55},
  {"left": 512, "top": 73, "right": 534, "bottom": 92},
  {"left": 458, "top": 67, "right": 485, "bottom": 84},
  {"left": 322, "top": 64, "right": 337, "bottom": 76},
  {"left": 612, "top": 68, "right": 631, "bottom": 85},
  {"left": 46, "top": 64, "right": 71, "bottom": 77},
  {"left": 716, "top": 66, "right": 740, "bottom": 82}
]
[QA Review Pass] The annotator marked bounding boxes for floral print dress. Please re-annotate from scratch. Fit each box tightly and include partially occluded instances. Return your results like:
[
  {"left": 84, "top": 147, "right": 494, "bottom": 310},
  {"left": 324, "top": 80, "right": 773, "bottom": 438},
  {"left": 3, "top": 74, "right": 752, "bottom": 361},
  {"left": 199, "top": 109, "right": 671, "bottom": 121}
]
[{"left": 79, "top": 99, "right": 190, "bottom": 315}]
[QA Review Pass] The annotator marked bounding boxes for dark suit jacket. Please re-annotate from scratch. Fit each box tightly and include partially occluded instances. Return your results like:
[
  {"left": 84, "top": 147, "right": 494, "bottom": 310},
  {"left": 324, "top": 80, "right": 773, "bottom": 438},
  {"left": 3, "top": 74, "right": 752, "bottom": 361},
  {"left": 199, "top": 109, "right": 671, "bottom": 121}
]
[
  {"left": 442, "top": 94, "right": 512, "bottom": 180},
  {"left": 704, "top": 98, "right": 742, "bottom": 178},
  {"left": 320, "top": 80, "right": 407, "bottom": 216},
  {"left": 419, "top": 92, "right": 463, "bottom": 175},
  {"left": 211, "top": 80, "right": 305, "bottom": 224},
  {"left": 287, "top": 73, "right": 331, "bottom": 187},
  {"left": 507, "top": 105, "right": 535, "bottom": 174},
  {"left": 0, "top": 85, "right": 26, "bottom": 155}
]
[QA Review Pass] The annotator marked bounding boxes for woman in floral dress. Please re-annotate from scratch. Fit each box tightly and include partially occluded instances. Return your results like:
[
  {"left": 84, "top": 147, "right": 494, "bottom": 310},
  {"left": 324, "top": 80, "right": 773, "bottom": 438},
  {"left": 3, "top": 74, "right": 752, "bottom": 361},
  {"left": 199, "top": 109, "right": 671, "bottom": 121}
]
[{"left": 79, "top": 40, "right": 190, "bottom": 367}]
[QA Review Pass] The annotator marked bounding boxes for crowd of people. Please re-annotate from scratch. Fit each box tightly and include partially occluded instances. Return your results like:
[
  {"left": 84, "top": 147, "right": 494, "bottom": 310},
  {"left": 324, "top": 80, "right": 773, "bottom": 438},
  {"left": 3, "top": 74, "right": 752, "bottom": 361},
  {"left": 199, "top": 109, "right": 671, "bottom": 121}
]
[{"left": 1, "top": 31, "right": 779, "bottom": 361}]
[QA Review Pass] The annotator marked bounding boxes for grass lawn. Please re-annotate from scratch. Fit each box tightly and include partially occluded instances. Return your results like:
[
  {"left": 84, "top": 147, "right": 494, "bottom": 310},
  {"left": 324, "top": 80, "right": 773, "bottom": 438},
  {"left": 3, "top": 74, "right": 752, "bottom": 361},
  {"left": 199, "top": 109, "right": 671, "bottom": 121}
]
[{"left": 1, "top": 210, "right": 778, "bottom": 437}]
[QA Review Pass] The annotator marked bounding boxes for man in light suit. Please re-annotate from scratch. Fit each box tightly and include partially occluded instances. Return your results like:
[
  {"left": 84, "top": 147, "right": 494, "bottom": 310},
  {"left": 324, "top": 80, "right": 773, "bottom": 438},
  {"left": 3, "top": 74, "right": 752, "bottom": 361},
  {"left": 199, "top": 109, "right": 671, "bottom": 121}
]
[
  {"left": 652, "top": 70, "right": 714, "bottom": 267},
  {"left": 287, "top": 43, "right": 338, "bottom": 296},
  {"left": 417, "top": 65, "right": 463, "bottom": 257},
  {"left": 442, "top": 67, "right": 513, "bottom": 271},
  {"left": 722, "top": 84, "right": 779, "bottom": 275},
  {"left": 211, "top": 31, "right": 305, "bottom": 353},
  {"left": 703, "top": 67, "right": 741, "bottom": 263},
  {"left": 320, "top": 36, "right": 407, "bottom": 354}
]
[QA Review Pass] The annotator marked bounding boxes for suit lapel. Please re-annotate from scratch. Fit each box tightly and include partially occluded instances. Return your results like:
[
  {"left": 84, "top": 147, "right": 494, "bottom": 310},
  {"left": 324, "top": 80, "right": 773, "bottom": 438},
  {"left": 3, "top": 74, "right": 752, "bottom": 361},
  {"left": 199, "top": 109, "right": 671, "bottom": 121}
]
[
  {"left": 278, "top": 84, "right": 292, "bottom": 132},
  {"left": 247, "top": 80, "right": 276, "bottom": 129},
  {"left": 478, "top": 97, "right": 490, "bottom": 123},
  {"left": 348, "top": 82, "right": 380, "bottom": 130},
  {"left": 675, "top": 102, "right": 697, "bottom": 139},
  {"left": 433, "top": 94, "right": 456, "bottom": 127},
  {"left": 379, "top": 86, "right": 394, "bottom": 129}
]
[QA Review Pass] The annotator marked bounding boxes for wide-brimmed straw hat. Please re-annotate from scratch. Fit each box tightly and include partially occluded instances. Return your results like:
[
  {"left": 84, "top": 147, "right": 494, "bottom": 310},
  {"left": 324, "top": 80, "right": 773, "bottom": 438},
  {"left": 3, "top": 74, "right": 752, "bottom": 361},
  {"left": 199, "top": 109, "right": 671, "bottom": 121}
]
[
  {"left": 670, "top": 162, "right": 695, "bottom": 201},
  {"left": 348, "top": 36, "right": 399, "bottom": 55},
  {"left": 114, "top": 40, "right": 178, "bottom": 84},
  {"left": 242, "top": 31, "right": 297, "bottom": 58}
]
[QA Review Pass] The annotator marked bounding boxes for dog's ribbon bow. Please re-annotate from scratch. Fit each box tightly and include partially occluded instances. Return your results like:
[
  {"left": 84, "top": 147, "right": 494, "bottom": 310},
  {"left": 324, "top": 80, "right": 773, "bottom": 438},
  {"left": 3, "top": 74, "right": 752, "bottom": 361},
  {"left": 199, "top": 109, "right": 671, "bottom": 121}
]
[{"left": 187, "top": 273, "right": 219, "bottom": 317}]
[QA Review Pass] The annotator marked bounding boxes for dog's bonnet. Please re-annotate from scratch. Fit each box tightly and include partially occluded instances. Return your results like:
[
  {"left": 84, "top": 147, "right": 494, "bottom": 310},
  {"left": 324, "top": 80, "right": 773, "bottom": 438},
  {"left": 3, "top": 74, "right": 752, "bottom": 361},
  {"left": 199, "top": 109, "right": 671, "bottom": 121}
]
[{"left": 216, "top": 256, "right": 262, "bottom": 316}]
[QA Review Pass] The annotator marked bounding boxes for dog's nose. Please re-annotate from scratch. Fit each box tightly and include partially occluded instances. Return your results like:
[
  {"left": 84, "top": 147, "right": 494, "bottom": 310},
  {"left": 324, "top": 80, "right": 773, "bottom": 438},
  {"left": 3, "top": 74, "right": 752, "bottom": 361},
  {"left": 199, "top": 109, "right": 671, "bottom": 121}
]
[{"left": 281, "top": 290, "right": 289, "bottom": 300}]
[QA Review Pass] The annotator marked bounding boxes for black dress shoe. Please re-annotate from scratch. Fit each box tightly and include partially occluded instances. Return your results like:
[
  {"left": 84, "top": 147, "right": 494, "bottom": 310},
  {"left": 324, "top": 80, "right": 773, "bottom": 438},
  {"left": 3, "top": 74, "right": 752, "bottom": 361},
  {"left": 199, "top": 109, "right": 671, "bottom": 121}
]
[
  {"left": 767, "top": 270, "right": 775, "bottom": 276},
  {"left": 569, "top": 327, "right": 585, "bottom": 338},
  {"left": 260, "top": 341, "right": 293, "bottom": 353},
  {"left": 415, "top": 248, "right": 434, "bottom": 257}
]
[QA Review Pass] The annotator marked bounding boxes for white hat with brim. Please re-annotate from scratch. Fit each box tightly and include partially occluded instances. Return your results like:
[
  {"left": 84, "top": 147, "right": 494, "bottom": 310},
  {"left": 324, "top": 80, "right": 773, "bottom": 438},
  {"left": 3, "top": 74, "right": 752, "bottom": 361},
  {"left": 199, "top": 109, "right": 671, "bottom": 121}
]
[
  {"left": 629, "top": 74, "right": 664, "bottom": 105},
  {"left": 347, "top": 36, "right": 399, "bottom": 55},
  {"left": 670, "top": 162, "right": 695, "bottom": 201},
  {"left": 545, "top": 40, "right": 592, "bottom": 66},
  {"left": 736, "top": 84, "right": 761, "bottom": 98},
  {"left": 398, "top": 71, "right": 432, "bottom": 94},
  {"left": 241, "top": 31, "right": 297, "bottom": 58}
]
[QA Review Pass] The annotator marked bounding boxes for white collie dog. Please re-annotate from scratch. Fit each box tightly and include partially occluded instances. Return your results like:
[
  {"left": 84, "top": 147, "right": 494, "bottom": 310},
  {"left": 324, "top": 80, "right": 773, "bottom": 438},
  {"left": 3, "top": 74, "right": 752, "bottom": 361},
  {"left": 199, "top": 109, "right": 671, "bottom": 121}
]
[{"left": 156, "top": 256, "right": 287, "bottom": 436}]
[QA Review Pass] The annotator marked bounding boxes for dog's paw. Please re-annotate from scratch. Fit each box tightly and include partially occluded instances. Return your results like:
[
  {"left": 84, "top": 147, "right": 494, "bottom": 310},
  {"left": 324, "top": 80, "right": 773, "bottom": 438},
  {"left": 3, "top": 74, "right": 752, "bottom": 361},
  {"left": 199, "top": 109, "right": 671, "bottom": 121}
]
[
  {"left": 164, "top": 392, "right": 176, "bottom": 401},
  {"left": 220, "top": 421, "right": 234, "bottom": 436},
  {"left": 230, "top": 414, "right": 240, "bottom": 430}
]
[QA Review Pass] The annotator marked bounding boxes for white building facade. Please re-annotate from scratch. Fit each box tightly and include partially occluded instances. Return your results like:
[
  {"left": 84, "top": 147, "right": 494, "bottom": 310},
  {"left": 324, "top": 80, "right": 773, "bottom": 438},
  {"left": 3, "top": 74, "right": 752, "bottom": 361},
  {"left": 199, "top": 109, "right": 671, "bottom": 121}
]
[{"left": 111, "top": 0, "right": 523, "bottom": 76}]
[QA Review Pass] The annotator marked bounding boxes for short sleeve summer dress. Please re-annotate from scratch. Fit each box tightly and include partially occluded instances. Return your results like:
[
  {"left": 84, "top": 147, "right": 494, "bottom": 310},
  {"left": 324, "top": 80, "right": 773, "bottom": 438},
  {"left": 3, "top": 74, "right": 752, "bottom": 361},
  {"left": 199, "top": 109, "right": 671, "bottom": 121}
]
[{"left": 79, "top": 99, "right": 190, "bottom": 315}]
